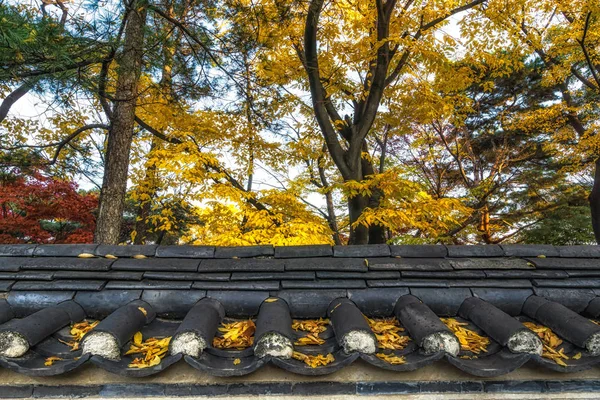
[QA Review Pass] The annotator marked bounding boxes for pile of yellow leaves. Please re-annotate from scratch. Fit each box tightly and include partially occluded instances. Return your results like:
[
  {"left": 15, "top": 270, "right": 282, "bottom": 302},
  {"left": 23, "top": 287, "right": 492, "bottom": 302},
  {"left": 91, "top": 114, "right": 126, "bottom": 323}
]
[
  {"left": 126, "top": 332, "right": 171, "bottom": 369},
  {"left": 213, "top": 320, "right": 255, "bottom": 349},
  {"left": 292, "top": 318, "right": 329, "bottom": 346},
  {"left": 367, "top": 317, "right": 411, "bottom": 351},
  {"left": 523, "top": 322, "right": 580, "bottom": 367},
  {"left": 292, "top": 318, "right": 329, "bottom": 335},
  {"left": 58, "top": 320, "right": 99, "bottom": 351},
  {"left": 441, "top": 318, "right": 490, "bottom": 355},
  {"left": 292, "top": 351, "right": 334, "bottom": 368},
  {"left": 376, "top": 353, "right": 406, "bottom": 365}
]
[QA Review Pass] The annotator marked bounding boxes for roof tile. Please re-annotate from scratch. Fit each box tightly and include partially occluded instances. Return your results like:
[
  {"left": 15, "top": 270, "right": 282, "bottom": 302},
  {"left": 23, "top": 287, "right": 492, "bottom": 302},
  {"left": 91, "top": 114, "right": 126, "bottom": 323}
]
[
  {"left": 0, "top": 244, "right": 37, "bottom": 257},
  {"left": 333, "top": 244, "right": 390, "bottom": 258},
  {"left": 449, "top": 258, "right": 532, "bottom": 270},
  {"left": 214, "top": 245, "right": 274, "bottom": 258},
  {"left": 390, "top": 245, "right": 448, "bottom": 258},
  {"left": 533, "top": 278, "right": 600, "bottom": 288},
  {"left": 74, "top": 290, "right": 142, "bottom": 319},
  {"left": 33, "top": 244, "right": 98, "bottom": 257},
  {"left": 143, "top": 271, "right": 230, "bottom": 281},
  {"left": 274, "top": 245, "right": 332, "bottom": 258},
  {"left": 556, "top": 245, "right": 600, "bottom": 258},
  {"left": 500, "top": 244, "right": 559, "bottom": 257},
  {"left": 471, "top": 288, "right": 534, "bottom": 316},
  {"left": 0, "top": 257, "right": 22, "bottom": 272},
  {"left": 11, "top": 280, "right": 106, "bottom": 291},
  {"left": 53, "top": 270, "right": 143, "bottom": 280},
  {"left": 105, "top": 280, "right": 193, "bottom": 290},
  {"left": 316, "top": 271, "right": 400, "bottom": 279},
  {"left": 285, "top": 258, "right": 367, "bottom": 272},
  {"left": 409, "top": 288, "right": 472, "bottom": 316},
  {"left": 446, "top": 245, "right": 504, "bottom": 258},
  {"left": 112, "top": 258, "right": 199, "bottom": 272},
  {"left": 231, "top": 271, "right": 315, "bottom": 281},
  {"left": 21, "top": 257, "right": 113, "bottom": 271},
  {"left": 527, "top": 257, "right": 600, "bottom": 269},
  {"left": 532, "top": 287, "right": 596, "bottom": 312},
  {"left": 484, "top": 270, "right": 568, "bottom": 279},
  {"left": 281, "top": 279, "right": 366, "bottom": 289},
  {"left": 155, "top": 245, "right": 215, "bottom": 258},
  {"left": 206, "top": 290, "right": 270, "bottom": 317},
  {"left": 95, "top": 245, "right": 158, "bottom": 258},
  {"left": 348, "top": 287, "right": 410, "bottom": 317},
  {"left": 200, "top": 259, "right": 284, "bottom": 272},
  {"left": 192, "top": 281, "right": 279, "bottom": 291},
  {"left": 7, "top": 291, "right": 75, "bottom": 317},
  {"left": 141, "top": 290, "right": 206, "bottom": 319},
  {"left": 275, "top": 289, "right": 347, "bottom": 318},
  {"left": 401, "top": 270, "right": 485, "bottom": 279},
  {"left": 367, "top": 279, "right": 448, "bottom": 288},
  {"left": 0, "top": 280, "right": 14, "bottom": 291},
  {"left": 367, "top": 258, "right": 451, "bottom": 271},
  {"left": 0, "top": 271, "right": 55, "bottom": 281}
]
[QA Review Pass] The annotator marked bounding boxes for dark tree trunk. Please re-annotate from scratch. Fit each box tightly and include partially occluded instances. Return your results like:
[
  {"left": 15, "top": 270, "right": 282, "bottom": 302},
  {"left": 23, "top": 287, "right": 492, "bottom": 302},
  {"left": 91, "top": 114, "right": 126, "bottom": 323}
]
[
  {"left": 348, "top": 195, "right": 369, "bottom": 244},
  {"left": 0, "top": 80, "right": 36, "bottom": 124},
  {"left": 94, "top": 2, "right": 147, "bottom": 244},
  {"left": 590, "top": 158, "right": 600, "bottom": 244}
]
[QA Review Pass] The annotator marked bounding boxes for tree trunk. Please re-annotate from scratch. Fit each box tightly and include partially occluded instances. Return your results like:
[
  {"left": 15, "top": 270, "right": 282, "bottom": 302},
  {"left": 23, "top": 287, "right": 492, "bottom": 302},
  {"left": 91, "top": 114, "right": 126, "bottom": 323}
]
[
  {"left": 590, "top": 158, "right": 600, "bottom": 244},
  {"left": 94, "top": 2, "right": 147, "bottom": 244},
  {"left": 348, "top": 195, "right": 369, "bottom": 244}
]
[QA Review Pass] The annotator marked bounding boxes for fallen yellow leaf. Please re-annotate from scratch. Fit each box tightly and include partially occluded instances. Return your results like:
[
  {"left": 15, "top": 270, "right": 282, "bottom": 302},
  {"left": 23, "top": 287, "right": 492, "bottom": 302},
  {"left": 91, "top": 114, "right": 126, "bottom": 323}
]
[
  {"left": 233, "top": 358, "right": 241, "bottom": 365},
  {"left": 77, "top": 253, "right": 95, "bottom": 258},
  {"left": 44, "top": 356, "right": 63, "bottom": 366}
]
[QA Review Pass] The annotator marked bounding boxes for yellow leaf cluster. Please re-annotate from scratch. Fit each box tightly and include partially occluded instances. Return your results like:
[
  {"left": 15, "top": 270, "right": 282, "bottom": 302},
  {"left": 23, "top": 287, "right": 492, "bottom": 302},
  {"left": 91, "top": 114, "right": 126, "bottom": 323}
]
[
  {"left": 376, "top": 353, "right": 406, "bottom": 365},
  {"left": 366, "top": 317, "right": 411, "bottom": 351},
  {"left": 292, "top": 351, "right": 335, "bottom": 368},
  {"left": 58, "top": 320, "right": 99, "bottom": 351},
  {"left": 213, "top": 320, "right": 256, "bottom": 350},
  {"left": 523, "top": 322, "right": 572, "bottom": 367},
  {"left": 126, "top": 333, "right": 171, "bottom": 369},
  {"left": 441, "top": 318, "right": 490, "bottom": 355}
]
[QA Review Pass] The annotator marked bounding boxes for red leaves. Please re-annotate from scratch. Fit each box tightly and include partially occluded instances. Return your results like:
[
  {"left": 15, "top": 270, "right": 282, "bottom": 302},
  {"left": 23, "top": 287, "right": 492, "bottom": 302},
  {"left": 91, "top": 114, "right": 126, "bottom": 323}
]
[{"left": 0, "top": 170, "right": 97, "bottom": 243}]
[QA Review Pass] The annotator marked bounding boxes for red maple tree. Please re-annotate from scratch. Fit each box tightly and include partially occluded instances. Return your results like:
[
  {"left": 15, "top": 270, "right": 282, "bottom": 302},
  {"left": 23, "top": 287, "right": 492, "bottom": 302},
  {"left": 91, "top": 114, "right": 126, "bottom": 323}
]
[{"left": 0, "top": 170, "right": 98, "bottom": 244}]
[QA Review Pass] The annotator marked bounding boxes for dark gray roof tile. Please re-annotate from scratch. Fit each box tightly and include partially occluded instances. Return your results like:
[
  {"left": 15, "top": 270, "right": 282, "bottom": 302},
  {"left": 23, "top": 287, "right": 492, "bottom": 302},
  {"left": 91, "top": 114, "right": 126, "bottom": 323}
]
[
  {"left": 105, "top": 280, "right": 192, "bottom": 290},
  {"left": 316, "top": 271, "right": 400, "bottom": 279},
  {"left": 533, "top": 278, "right": 600, "bottom": 288},
  {"left": 446, "top": 245, "right": 504, "bottom": 258},
  {"left": 449, "top": 258, "right": 532, "bottom": 270},
  {"left": 142, "top": 290, "right": 206, "bottom": 319},
  {"left": 33, "top": 244, "right": 98, "bottom": 257},
  {"left": 453, "top": 279, "right": 532, "bottom": 288},
  {"left": 0, "top": 271, "right": 54, "bottom": 280},
  {"left": 410, "top": 288, "right": 472, "bottom": 316},
  {"left": 390, "top": 245, "right": 447, "bottom": 258},
  {"left": 74, "top": 290, "right": 142, "bottom": 319},
  {"left": 527, "top": 257, "right": 600, "bottom": 269},
  {"left": 206, "top": 290, "right": 270, "bottom": 317},
  {"left": 21, "top": 257, "right": 113, "bottom": 271},
  {"left": 231, "top": 271, "right": 315, "bottom": 281},
  {"left": 214, "top": 245, "right": 274, "bottom": 258},
  {"left": 333, "top": 244, "right": 390, "bottom": 258},
  {"left": 112, "top": 258, "right": 199, "bottom": 272},
  {"left": 0, "top": 280, "right": 14, "bottom": 291},
  {"left": 192, "top": 281, "right": 279, "bottom": 291},
  {"left": 11, "top": 280, "right": 106, "bottom": 291},
  {"left": 200, "top": 259, "right": 284, "bottom": 272},
  {"left": 7, "top": 291, "right": 75, "bottom": 317},
  {"left": 155, "top": 245, "right": 214, "bottom": 258},
  {"left": 567, "top": 270, "right": 600, "bottom": 277},
  {"left": 285, "top": 258, "right": 367, "bottom": 272},
  {"left": 276, "top": 289, "right": 346, "bottom": 318},
  {"left": 401, "top": 270, "right": 485, "bottom": 279},
  {"left": 0, "top": 244, "right": 37, "bottom": 257},
  {"left": 143, "top": 271, "right": 230, "bottom": 281},
  {"left": 367, "top": 279, "right": 448, "bottom": 288},
  {"left": 532, "top": 287, "right": 596, "bottom": 312},
  {"left": 348, "top": 288, "right": 410, "bottom": 317},
  {"left": 53, "top": 271, "right": 143, "bottom": 280},
  {"left": 95, "top": 245, "right": 158, "bottom": 257},
  {"left": 274, "top": 245, "right": 332, "bottom": 258},
  {"left": 0, "top": 257, "right": 22, "bottom": 272},
  {"left": 557, "top": 245, "right": 600, "bottom": 258},
  {"left": 471, "top": 288, "right": 534, "bottom": 316},
  {"left": 500, "top": 244, "right": 559, "bottom": 257},
  {"left": 484, "top": 270, "right": 568, "bottom": 279},
  {"left": 281, "top": 279, "right": 366, "bottom": 289},
  {"left": 367, "top": 258, "right": 451, "bottom": 271}
]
